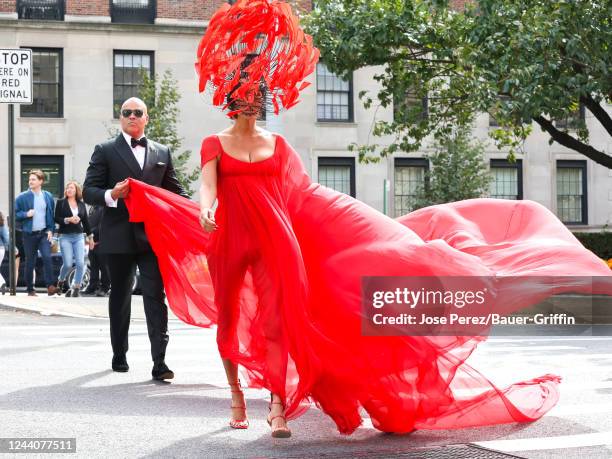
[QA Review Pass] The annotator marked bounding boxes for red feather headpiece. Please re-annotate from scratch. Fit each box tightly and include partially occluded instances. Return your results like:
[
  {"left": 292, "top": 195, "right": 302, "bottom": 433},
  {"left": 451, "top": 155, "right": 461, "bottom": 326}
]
[{"left": 195, "top": 0, "right": 319, "bottom": 118}]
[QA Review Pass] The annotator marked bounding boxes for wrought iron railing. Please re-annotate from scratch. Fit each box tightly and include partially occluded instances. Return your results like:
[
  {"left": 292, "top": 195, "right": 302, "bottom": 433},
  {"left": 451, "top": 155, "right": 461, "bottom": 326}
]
[
  {"left": 110, "top": 0, "right": 156, "bottom": 24},
  {"left": 17, "top": 0, "right": 65, "bottom": 21}
]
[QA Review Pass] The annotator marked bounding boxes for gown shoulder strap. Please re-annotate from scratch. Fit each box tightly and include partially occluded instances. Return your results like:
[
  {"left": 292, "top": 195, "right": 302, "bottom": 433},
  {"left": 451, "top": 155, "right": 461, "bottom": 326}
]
[{"left": 200, "top": 135, "right": 222, "bottom": 168}]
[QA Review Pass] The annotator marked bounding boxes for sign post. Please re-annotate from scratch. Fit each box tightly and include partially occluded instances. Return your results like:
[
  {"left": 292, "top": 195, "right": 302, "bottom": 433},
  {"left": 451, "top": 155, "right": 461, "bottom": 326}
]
[{"left": 1, "top": 48, "right": 33, "bottom": 295}]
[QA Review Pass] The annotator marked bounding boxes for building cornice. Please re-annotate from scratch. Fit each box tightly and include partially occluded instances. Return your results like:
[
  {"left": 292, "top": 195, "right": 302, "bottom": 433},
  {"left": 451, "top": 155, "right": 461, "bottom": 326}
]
[{"left": 0, "top": 18, "right": 207, "bottom": 35}]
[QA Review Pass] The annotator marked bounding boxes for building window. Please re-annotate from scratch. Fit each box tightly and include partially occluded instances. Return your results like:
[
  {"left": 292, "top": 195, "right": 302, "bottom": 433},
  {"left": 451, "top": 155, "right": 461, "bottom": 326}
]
[
  {"left": 316, "top": 63, "right": 353, "bottom": 122},
  {"left": 20, "top": 48, "right": 62, "bottom": 118},
  {"left": 394, "top": 158, "right": 428, "bottom": 217},
  {"left": 17, "top": 0, "right": 65, "bottom": 20},
  {"left": 111, "top": 0, "right": 156, "bottom": 24},
  {"left": 555, "top": 104, "right": 586, "bottom": 130},
  {"left": 318, "top": 157, "right": 355, "bottom": 197},
  {"left": 393, "top": 89, "right": 428, "bottom": 124},
  {"left": 20, "top": 155, "right": 64, "bottom": 198},
  {"left": 556, "top": 160, "right": 587, "bottom": 225},
  {"left": 113, "top": 51, "right": 153, "bottom": 118},
  {"left": 489, "top": 159, "right": 523, "bottom": 200}
]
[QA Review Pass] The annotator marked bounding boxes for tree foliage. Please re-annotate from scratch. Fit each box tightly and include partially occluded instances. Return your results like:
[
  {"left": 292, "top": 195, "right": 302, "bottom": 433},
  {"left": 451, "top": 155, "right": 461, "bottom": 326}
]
[
  {"left": 306, "top": 0, "right": 612, "bottom": 167},
  {"left": 412, "top": 127, "right": 492, "bottom": 210}
]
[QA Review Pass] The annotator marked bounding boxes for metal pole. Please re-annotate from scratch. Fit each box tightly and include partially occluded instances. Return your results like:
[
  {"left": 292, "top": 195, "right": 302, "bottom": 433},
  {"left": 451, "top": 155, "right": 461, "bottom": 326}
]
[
  {"left": 383, "top": 179, "right": 390, "bottom": 216},
  {"left": 383, "top": 179, "right": 387, "bottom": 215},
  {"left": 8, "top": 103, "right": 16, "bottom": 295}
]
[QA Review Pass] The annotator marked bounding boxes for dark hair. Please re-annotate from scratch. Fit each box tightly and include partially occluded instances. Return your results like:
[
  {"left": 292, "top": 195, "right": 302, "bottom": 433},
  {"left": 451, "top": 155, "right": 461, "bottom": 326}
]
[
  {"left": 226, "top": 54, "right": 268, "bottom": 119},
  {"left": 226, "top": 81, "right": 267, "bottom": 119},
  {"left": 0, "top": 211, "right": 4, "bottom": 227},
  {"left": 28, "top": 169, "right": 45, "bottom": 182}
]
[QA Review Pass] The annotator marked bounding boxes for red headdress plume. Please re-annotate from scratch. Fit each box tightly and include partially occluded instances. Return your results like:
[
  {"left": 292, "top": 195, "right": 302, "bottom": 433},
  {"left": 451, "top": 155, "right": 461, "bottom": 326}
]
[{"left": 195, "top": 0, "right": 320, "bottom": 118}]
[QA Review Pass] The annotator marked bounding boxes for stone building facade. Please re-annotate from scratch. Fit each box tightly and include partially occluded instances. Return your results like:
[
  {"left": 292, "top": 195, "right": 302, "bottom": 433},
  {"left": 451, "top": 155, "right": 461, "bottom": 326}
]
[{"left": 1, "top": 0, "right": 610, "bottom": 230}]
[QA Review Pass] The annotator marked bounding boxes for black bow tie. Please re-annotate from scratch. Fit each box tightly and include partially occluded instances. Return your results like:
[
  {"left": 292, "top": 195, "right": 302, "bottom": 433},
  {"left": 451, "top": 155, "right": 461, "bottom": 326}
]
[{"left": 131, "top": 137, "right": 147, "bottom": 148}]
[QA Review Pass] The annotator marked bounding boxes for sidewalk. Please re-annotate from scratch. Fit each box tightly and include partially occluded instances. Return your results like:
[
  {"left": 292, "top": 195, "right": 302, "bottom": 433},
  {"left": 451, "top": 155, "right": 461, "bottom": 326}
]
[{"left": 0, "top": 292, "right": 181, "bottom": 321}]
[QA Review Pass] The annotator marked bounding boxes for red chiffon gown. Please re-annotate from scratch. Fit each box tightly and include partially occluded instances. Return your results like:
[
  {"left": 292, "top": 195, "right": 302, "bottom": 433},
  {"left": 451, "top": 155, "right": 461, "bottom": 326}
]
[{"left": 124, "top": 134, "right": 612, "bottom": 434}]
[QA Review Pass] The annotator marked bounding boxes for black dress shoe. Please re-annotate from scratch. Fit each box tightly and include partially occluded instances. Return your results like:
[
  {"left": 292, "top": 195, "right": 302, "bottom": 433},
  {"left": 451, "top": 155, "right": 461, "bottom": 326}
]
[
  {"left": 82, "top": 287, "right": 97, "bottom": 296},
  {"left": 96, "top": 288, "right": 109, "bottom": 297},
  {"left": 112, "top": 355, "right": 129, "bottom": 372},
  {"left": 152, "top": 361, "right": 174, "bottom": 381}
]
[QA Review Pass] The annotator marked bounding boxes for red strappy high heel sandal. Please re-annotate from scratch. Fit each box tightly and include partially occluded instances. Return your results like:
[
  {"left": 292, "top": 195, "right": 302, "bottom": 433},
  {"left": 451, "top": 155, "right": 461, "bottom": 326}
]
[
  {"left": 267, "top": 394, "right": 291, "bottom": 438},
  {"left": 228, "top": 380, "right": 249, "bottom": 429}
]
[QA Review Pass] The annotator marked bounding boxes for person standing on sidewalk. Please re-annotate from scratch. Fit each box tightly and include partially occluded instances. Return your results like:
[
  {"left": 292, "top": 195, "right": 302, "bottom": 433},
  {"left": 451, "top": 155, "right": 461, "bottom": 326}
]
[
  {"left": 15, "top": 170, "right": 58, "bottom": 297},
  {"left": 82, "top": 205, "right": 111, "bottom": 297},
  {"left": 83, "top": 97, "right": 188, "bottom": 380},
  {"left": 54, "top": 181, "right": 93, "bottom": 298},
  {"left": 0, "top": 211, "right": 8, "bottom": 295}
]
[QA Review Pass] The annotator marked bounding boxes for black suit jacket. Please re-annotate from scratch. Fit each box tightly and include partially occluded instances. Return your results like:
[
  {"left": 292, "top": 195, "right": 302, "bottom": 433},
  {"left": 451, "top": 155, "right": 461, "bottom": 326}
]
[
  {"left": 54, "top": 198, "right": 91, "bottom": 235},
  {"left": 83, "top": 134, "right": 189, "bottom": 254}
]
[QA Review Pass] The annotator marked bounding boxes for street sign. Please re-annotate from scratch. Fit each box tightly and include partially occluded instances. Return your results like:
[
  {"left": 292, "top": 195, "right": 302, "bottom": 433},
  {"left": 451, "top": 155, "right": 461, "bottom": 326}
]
[
  {"left": 0, "top": 48, "right": 33, "bottom": 104},
  {"left": 1, "top": 48, "right": 33, "bottom": 295}
]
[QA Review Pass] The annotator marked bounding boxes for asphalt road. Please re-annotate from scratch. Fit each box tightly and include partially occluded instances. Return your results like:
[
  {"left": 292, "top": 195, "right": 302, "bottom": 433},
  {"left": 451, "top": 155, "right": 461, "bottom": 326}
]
[{"left": 1, "top": 308, "right": 612, "bottom": 458}]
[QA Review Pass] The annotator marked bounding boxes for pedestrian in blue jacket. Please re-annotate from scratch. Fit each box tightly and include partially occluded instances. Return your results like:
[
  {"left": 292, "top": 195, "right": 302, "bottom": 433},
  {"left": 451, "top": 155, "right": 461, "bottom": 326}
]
[{"left": 15, "top": 169, "right": 58, "bottom": 296}]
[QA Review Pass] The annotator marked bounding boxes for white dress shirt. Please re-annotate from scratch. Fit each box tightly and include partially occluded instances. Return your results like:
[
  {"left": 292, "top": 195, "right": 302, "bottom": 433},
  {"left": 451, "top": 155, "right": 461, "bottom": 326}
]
[{"left": 104, "top": 131, "right": 146, "bottom": 207}]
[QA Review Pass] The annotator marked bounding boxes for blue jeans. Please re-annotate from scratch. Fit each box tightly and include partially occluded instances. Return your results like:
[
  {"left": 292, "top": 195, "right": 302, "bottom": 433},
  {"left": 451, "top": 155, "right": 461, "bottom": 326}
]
[
  {"left": 22, "top": 230, "right": 54, "bottom": 292},
  {"left": 59, "top": 233, "right": 86, "bottom": 287}
]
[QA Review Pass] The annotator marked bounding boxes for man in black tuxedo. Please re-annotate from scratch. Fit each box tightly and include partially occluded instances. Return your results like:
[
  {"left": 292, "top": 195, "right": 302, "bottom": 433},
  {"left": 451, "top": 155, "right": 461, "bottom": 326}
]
[{"left": 83, "top": 97, "right": 189, "bottom": 380}]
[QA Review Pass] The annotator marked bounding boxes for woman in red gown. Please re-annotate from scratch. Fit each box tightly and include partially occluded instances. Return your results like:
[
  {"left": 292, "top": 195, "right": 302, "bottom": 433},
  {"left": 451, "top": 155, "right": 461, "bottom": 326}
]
[
  {"left": 124, "top": 0, "right": 612, "bottom": 439},
  {"left": 198, "top": 87, "right": 295, "bottom": 436}
]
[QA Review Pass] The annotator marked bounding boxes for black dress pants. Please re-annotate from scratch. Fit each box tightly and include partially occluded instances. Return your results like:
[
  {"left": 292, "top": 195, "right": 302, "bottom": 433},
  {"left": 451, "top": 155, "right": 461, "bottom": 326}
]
[
  {"left": 88, "top": 248, "right": 110, "bottom": 291},
  {"left": 106, "top": 251, "right": 169, "bottom": 361}
]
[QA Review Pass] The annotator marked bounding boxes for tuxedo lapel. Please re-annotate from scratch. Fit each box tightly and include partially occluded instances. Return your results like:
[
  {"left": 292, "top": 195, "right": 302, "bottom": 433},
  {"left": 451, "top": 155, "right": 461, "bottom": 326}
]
[
  {"left": 114, "top": 135, "right": 143, "bottom": 178},
  {"left": 142, "top": 142, "right": 158, "bottom": 182}
]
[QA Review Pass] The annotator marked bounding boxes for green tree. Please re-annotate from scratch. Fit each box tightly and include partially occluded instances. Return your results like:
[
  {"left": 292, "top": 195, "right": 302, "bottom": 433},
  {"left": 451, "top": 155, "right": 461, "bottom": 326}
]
[
  {"left": 412, "top": 128, "right": 492, "bottom": 210},
  {"left": 306, "top": 0, "right": 612, "bottom": 167},
  {"left": 109, "top": 69, "right": 199, "bottom": 194}
]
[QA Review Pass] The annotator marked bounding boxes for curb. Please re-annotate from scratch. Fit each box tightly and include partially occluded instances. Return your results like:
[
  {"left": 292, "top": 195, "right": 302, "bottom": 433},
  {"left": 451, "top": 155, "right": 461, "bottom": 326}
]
[{"left": 0, "top": 302, "right": 109, "bottom": 319}]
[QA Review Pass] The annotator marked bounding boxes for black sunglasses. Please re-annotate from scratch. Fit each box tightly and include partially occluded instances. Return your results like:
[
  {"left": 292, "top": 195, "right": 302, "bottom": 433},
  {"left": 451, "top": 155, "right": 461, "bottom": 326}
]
[{"left": 121, "top": 109, "right": 145, "bottom": 118}]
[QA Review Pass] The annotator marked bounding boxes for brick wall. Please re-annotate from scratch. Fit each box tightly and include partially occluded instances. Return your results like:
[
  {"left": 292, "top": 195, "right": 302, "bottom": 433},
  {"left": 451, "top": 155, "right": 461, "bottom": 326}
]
[
  {"left": 0, "top": 0, "right": 15, "bottom": 14},
  {"left": 449, "top": 0, "right": 469, "bottom": 10},
  {"left": 293, "top": 0, "right": 312, "bottom": 14},
  {"left": 66, "top": 0, "right": 108, "bottom": 16},
  {"left": 2, "top": 0, "right": 312, "bottom": 21},
  {"left": 157, "top": 0, "right": 312, "bottom": 21},
  {"left": 157, "top": 0, "right": 225, "bottom": 21}
]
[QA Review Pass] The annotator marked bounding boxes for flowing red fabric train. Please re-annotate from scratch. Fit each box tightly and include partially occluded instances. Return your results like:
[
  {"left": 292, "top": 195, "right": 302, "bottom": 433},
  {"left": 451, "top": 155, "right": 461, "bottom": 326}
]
[{"left": 124, "top": 134, "right": 612, "bottom": 434}]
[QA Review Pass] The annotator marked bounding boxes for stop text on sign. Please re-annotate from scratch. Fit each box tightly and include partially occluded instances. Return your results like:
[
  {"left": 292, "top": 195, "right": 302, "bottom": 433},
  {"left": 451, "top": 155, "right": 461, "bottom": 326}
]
[{"left": 0, "top": 49, "right": 33, "bottom": 104}]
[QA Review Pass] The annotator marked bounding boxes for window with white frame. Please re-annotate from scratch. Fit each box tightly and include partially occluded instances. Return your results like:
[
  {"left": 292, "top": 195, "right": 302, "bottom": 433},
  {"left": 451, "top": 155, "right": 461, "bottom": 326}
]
[
  {"left": 318, "top": 157, "right": 355, "bottom": 197},
  {"left": 556, "top": 160, "right": 587, "bottom": 224},
  {"left": 489, "top": 159, "right": 523, "bottom": 200},
  {"left": 316, "top": 63, "right": 352, "bottom": 122},
  {"left": 394, "top": 158, "right": 428, "bottom": 217}
]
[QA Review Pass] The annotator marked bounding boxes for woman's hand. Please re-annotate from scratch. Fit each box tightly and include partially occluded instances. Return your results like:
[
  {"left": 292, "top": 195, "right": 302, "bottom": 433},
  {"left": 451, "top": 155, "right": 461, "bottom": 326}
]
[{"left": 200, "top": 208, "right": 218, "bottom": 232}]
